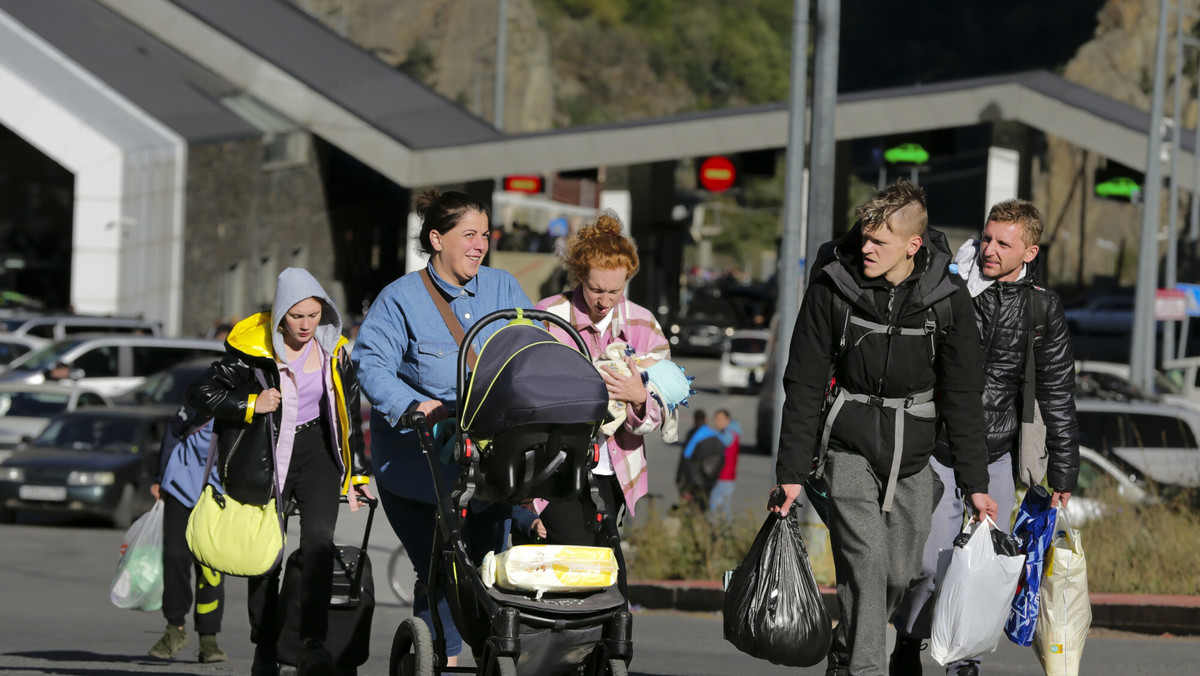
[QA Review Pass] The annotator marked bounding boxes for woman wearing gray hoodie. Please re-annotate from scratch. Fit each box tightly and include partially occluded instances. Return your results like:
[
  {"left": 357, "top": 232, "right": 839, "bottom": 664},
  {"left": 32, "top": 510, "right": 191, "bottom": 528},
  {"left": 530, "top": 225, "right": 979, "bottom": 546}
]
[{"left": 187, "top": 267, "right": 371, "bottom": 676}]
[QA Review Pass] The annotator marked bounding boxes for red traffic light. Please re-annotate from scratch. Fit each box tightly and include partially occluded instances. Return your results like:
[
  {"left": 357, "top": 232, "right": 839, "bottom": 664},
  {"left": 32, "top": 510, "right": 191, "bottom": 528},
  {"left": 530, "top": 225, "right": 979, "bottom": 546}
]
[
  {"left": 504, "top": 175, "right": 543, "bottom": 194},
  {"left": 699, "top": 156, "right": 736, "bottom": 192}
]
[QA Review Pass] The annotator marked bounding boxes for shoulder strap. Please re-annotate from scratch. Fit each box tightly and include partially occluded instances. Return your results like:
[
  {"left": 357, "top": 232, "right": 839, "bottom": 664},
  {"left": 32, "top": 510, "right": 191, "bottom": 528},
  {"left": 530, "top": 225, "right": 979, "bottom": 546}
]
[
  {"left": 419, "top": 268, "right": 478, "bottom": 371},
  {"left": 1021, "top": 286, "right": 1049, "bottom": 423}
]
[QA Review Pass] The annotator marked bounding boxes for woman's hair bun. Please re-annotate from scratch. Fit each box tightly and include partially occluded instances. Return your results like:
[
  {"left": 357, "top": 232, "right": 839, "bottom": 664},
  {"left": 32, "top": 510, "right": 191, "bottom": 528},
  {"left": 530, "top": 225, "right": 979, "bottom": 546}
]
[
  {"left": 414, "top": 188, "right": 442, "bottom": 220},
  {"left": 580, "top": 209, "right": 623, "bottom": 240}
]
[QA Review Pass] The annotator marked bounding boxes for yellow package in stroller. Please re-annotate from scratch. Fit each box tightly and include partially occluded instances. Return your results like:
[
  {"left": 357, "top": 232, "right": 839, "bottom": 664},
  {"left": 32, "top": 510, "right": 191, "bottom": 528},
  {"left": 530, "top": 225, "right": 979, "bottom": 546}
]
[{"left": 481, "top": 545, "right": 619, "bottom": 596}]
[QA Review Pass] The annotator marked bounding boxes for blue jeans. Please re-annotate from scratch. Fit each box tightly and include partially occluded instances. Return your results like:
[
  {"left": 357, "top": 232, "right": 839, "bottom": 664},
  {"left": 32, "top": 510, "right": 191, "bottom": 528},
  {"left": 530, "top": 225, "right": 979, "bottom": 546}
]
[
  {"left": 709, "top": 480, "right": 736, "bottom": 520},
  {"left": 378, "top": 485, "right": 509, "bottom": 657}
]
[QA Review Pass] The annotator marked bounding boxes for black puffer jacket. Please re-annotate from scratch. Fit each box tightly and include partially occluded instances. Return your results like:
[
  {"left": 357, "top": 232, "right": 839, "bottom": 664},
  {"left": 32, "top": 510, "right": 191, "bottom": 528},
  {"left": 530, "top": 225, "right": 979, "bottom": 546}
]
[
  {"left": 186, "top": 312, "right": 368, "bottom": 505},
  {"left": 971, "top": 254, "right": 1079, "bottom": 492},
  {"left": 776, "top": 225, "right": 990, "bottom": 495}
]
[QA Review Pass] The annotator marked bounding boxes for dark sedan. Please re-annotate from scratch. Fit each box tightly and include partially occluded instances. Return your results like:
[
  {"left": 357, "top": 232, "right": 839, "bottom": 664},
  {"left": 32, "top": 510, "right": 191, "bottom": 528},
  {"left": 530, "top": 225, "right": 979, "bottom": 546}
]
[{"left": 0, "top": 407, "right": 171, "bottom": 528}]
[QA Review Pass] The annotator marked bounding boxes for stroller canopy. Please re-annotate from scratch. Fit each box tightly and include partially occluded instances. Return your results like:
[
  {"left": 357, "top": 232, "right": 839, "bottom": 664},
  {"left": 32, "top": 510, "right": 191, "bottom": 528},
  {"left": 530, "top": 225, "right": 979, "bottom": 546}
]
[{"left": 461, "top": 320, "right": 608, "bottom": 439}]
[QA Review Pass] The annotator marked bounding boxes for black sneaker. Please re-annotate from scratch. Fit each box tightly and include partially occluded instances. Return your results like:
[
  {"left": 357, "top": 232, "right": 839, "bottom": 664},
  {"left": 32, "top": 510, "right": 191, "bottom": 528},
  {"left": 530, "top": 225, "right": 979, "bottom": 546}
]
[
  {"left": 251, "top": 645, "right": 280, "bottom": 676},
  {"left": 888, "top": 636, "right": 925, "bottom": 676},
  {"left": 298, "top": 639, "right": 336, "bottom": 676}
]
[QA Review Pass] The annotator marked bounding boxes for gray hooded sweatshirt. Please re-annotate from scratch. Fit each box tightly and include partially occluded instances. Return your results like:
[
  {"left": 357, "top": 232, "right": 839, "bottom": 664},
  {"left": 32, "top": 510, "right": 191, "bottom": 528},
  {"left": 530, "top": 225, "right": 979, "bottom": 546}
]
[{"left": 271, "top": 267, "right": 343, "bottom": 362}]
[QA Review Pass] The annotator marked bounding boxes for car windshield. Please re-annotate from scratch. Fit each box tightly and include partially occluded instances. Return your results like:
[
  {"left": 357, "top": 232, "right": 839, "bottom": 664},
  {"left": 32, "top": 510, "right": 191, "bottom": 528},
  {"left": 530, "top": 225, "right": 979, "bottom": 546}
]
[
  {"left": 36, "top": 416, "right": 137, "bottom": 453},
  {"left": 123, "top": 366, "right": 204, "bottom": 405},
  {"left": 6, "top": 338, "right": 88, "bottom": 372},
  {"left": 0, "top": 391, "right": 71, "bottom": 418}
]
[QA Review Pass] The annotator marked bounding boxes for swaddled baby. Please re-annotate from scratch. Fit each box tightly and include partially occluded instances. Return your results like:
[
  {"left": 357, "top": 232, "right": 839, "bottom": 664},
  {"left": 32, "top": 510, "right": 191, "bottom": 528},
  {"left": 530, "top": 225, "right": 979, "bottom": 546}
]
[{"left": 594, "top": 342, "right": 695, "bottom": 444}]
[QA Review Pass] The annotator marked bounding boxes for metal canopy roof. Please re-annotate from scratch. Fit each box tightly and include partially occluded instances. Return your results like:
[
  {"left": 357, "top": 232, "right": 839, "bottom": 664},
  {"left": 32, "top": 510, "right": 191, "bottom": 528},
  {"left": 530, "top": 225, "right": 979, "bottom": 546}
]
[
  {"left": 22, "top": 0, "right": 1195, "bottom": 189},
  {"left": 0, "top": 0, "right": 256, "bottom": 143}
]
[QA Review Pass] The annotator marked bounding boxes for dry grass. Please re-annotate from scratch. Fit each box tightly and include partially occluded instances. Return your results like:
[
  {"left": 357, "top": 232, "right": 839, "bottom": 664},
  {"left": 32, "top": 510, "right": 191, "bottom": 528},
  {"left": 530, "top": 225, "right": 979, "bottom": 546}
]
[
  {"left": 626, "top": 488, "right": 1200, "bottom": 596},
  {"left": 624, "top": 498, "right": 836, "bottom": 586},
  {"left": 1078, "top": 485, "right": 1200, "bottom": 595}
]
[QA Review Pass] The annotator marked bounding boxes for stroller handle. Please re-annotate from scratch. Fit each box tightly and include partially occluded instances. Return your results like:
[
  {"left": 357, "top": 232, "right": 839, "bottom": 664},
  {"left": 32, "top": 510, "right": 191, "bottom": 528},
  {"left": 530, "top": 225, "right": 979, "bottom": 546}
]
[
  {"left": 399, "top": 410, "right": 427, "bottom": 431},
  {"left": 457, "top": 308, "right": 592, "bottom": 416}
]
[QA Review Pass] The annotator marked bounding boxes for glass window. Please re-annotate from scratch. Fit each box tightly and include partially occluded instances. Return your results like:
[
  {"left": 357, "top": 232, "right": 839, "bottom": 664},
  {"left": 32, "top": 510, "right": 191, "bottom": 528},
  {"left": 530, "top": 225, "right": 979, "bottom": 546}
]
[
  {"left": 0, "top": 341, "right": 30, "bottom": 364},
  {"left": 25, "top": 323, "right": 55, "bottom": 339},
  {"left": 1076, "top": 411, "right": 1125, "bottom": 452},
  {"left": 72, "top": 346, "right": 119, "bottom": 378},
  {"left": 77, "top": 393, "right": 107, "bottom": 408},
  {"left": 131, "top": 347, "right": 197, "bottom": 377},
  {"left": 1126, "top": 413, "right": 1199, "bottom": 449},
  {"left": 0, "top": 391, "right": 71, "bottom": 417}
]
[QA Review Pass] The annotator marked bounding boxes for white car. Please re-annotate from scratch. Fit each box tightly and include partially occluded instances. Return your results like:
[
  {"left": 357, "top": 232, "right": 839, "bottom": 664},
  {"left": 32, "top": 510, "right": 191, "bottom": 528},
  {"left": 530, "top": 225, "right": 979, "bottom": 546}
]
[
  {"left": 0, "top": 334, "right": 48, "bottom": 371},
  {"left": 717, "top": 329, "right": 770, "bottom": 393},
  {"left": 1074, "top": 398, "right": 1200, "bottom": 488},
  {"left": 1, "top": 336, "right": 223, "bottom": 397},
  {"left": 0, "top": 383, "right": 112, "bottom": 462},
  {"left": 1062, "top": 446, "right": 1155, "bottom": 525},
  {"left": 1075, "top": 360, "right": 1200, "bottom": 411}
]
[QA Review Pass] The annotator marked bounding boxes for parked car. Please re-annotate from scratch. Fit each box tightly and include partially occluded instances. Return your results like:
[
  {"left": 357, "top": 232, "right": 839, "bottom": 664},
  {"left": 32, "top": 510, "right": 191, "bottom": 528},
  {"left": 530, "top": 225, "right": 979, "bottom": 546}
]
[
  {"left": 0, "top": 407, "right": 173, "bottom": 527},
  {"left": 4, "top": 315, "right": 160, "bottom": 341},
  {"left": 1075, "top": 360, "right": 1200, "bottom": 411},
  {"left": 1074, "top": 398, "right": 1200, "bottom": 488},
  {"left": 0, "top": 335, "right": 223, "bottom": 397},
  {"left": 1064, "top": 295, "right": 1135, "bottom": 335},
  {"left": 669, "top": 285, "right": 761, "bottom": 357},
  {"left": 112, "top": 357, "right": 216, "bottom": 409},
  {"left": 717, "top": 329, "right": 770, "bottom": 393},
  {"left": 0, "top": 334, "right": 47, "bottom": 370},
  {"left": 1063, "top": 446, "right": 1156, "bottom": 525},
  {"left": 0, "top": 384, "right": 112, "bottom": 461}
]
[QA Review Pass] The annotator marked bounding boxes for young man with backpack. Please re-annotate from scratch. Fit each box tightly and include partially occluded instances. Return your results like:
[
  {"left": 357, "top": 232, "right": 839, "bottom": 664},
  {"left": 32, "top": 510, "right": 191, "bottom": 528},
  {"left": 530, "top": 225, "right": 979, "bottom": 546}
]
[
  {"left": 889, "top": 199, "right": 1080, "bottom": 676},
  {"left": 770, "top": 180, "right": 997, "bottom": 676}
]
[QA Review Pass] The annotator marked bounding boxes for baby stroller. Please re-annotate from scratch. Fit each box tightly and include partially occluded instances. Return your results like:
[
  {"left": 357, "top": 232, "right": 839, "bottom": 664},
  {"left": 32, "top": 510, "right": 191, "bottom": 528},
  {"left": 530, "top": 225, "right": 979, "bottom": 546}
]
[{"left": 390, "top": 309, "right": 633, "bottom": 676}]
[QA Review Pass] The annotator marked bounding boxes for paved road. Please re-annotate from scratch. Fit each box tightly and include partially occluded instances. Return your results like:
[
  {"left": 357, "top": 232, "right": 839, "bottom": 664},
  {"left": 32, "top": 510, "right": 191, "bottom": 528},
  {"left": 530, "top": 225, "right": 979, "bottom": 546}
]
[{"left": 2, "top": 357, "right": 1196, "bottom": 675}]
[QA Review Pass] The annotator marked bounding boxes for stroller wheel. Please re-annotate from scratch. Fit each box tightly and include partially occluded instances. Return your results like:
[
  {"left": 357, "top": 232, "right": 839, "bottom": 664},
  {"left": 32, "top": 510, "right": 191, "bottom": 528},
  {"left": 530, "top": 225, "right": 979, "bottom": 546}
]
[
  {"left": 482, "top": 656, "right": 516, "bottom": 676},
  {"left": 390, "top": 618, "right": 433, "bottom": 676}
]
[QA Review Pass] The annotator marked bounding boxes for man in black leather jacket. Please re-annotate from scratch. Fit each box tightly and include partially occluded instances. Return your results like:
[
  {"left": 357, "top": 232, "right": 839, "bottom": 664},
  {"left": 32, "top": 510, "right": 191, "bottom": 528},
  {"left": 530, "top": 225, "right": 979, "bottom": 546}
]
[{"left": 890, "top": 199, "right": 1080, "bottom": 676}]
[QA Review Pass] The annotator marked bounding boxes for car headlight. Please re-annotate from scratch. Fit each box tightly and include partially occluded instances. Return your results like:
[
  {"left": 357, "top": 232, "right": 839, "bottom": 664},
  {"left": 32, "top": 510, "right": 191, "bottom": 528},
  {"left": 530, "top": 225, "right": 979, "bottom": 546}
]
[
  {"left": 725, "top": 327, "right": 736, "bottom": 336},
  {"left": 0, "top": 467, "right": 23, "bottom": 482},
  {"left": 66, "top": 471, "right": 115, "bottom": 486},
  {"left": 670, "top": 324, "right": 680, "bottom": 334}
]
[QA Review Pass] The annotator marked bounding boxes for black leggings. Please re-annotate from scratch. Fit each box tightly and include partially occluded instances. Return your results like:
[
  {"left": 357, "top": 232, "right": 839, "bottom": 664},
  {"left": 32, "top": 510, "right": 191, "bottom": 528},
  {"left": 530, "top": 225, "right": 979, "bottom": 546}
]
[
  {"left": 247, "top": 424, "right": 340, "bottom": 648},
  {"left": 537, "top": 473, "right": 628, "bottom": 597},
  {"left": 162, "top": 493, "right": 224, "bottom": 633}
]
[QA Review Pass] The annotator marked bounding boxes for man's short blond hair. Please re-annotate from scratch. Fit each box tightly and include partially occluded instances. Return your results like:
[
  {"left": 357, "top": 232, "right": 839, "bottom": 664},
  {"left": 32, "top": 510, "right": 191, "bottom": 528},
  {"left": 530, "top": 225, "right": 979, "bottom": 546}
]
[
  {"left": 986, "top": 199, "right": 1043, "bottom": 246},
  {"left": 855, "top": 180, "right": 928, "bottom": 238}
]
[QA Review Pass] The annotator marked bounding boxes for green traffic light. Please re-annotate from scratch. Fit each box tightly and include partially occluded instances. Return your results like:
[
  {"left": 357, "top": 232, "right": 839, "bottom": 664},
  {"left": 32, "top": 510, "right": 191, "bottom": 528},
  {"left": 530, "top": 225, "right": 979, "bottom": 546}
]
[
  {"left": 1094, "top": 176, "right": 1141, "bottom": 199},
  {"left": 884, "top": 143, "right": 930, "bottom": 165}
]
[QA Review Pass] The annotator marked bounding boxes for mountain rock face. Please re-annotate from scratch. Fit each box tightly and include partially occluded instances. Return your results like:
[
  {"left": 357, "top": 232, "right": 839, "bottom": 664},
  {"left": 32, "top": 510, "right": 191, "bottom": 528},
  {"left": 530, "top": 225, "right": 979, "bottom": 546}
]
[
  {"left": 1037, "top": 0, "right": 1199, "bottom": 288},
  {"left": 290, "top": 0, "right": 554, "bottom": 132}
]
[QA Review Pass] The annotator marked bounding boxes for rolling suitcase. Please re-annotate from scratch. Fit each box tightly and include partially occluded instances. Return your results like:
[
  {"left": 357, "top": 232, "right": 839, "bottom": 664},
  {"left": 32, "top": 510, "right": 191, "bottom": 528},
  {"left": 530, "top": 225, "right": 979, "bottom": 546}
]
[{"left": 277, "top": 496, "right": 377, "bottom": 675}]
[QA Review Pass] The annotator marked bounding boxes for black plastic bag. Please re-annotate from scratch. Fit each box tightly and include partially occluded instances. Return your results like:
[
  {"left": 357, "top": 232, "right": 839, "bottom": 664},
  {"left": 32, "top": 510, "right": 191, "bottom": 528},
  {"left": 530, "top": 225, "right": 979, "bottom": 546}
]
[{"left": 723, "top": 502, "right": 832, "bottom": 667}]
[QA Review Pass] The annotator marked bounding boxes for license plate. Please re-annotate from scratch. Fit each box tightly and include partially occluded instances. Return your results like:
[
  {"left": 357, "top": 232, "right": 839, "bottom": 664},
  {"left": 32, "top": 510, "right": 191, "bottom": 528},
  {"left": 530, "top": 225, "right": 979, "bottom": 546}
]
[{"left": 19, "top": 485, "right": 67, "bottom": 501}]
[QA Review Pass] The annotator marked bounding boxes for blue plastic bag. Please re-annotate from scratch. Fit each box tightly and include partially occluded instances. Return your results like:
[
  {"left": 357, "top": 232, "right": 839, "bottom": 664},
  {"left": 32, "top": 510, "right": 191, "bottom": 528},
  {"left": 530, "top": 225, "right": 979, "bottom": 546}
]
[{"left": 1005, "top": 485, "right": 1058, "bottom": 645}]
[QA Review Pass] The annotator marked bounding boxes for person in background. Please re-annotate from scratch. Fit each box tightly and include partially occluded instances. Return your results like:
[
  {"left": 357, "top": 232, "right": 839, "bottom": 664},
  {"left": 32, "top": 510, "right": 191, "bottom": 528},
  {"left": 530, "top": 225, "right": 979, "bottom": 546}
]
[
  {"left": 534, "top": 210, "right": 672, "bottom": 597},
  {"left": 889, "top": 199, "right": 1079, "bottom": 676},
  {"left": 682, "top": 409, "right": 707, "bottom": 447},
  {"left": 708, "top": 409, "right": 742, "bottom": 520},
  {"left": 187, "top": 267, "right": 371, "bottom": 676},
  {"left": 675, "top": 409, "right": 726, "bottom": 511},
  {"left": 352, "top": 189, "right": 531, "bottom": 668},
  {"left": 770, "top": 181, "right": 996, "bottom": 676},
  {"left": 147, "top": 408, "right": 224, "bottom": 664}
]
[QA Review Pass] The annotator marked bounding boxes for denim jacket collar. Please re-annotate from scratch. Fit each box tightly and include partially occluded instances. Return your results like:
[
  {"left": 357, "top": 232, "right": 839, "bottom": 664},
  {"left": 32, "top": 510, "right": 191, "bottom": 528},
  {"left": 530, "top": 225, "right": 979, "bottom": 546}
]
[{"left": 426, "top": 261, "right": 479, "bottom": 299}]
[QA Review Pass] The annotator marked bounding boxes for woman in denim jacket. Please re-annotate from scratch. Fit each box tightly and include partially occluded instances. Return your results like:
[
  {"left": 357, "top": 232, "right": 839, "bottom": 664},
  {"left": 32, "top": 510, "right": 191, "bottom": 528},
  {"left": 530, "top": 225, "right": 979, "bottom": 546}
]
[{"left": 352, "top": 189, "right": 530, "bottom": 666}]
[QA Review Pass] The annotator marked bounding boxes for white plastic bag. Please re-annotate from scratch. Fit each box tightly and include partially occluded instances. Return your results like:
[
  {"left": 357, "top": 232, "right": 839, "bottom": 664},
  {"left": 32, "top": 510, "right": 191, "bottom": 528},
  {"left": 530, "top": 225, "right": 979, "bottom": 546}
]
[
  {"left": 480, "top": 544, "right": 618, "bottom": 597},
  {"left": 1034, "top": 511, "right": 1091, "bottom": 676},
  {"left": 930, "top": 515, "right": 1025, "bottom": 665},
  {"left": 109, "top": 500, "right": 164, "bottom": 611}
]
